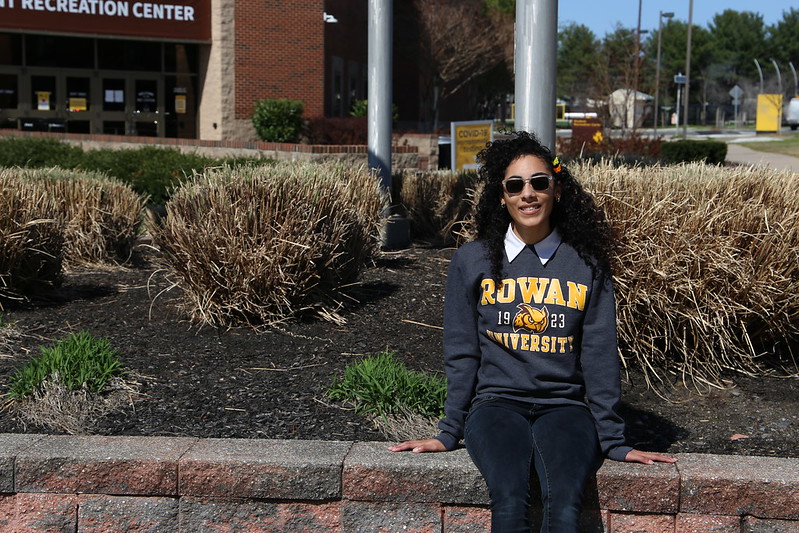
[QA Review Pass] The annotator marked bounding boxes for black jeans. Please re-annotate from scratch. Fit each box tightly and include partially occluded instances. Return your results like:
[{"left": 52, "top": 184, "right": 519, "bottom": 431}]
[{"left": 464, "top": 397, "right": 602, "bottom": 532}]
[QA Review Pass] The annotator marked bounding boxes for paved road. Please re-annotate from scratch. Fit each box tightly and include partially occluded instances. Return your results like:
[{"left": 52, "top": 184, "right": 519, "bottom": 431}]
[{"left": 725, "top": 143, "right": 799, "bottom": 173}]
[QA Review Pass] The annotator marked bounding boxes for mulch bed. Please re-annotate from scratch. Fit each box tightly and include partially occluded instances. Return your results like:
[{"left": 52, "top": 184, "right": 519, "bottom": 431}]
[{"left": 1, "top": 244, "right": 797, "bottom": 458}]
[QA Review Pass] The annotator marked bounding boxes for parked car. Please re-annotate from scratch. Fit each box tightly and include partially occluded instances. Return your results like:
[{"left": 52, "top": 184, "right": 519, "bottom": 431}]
[{"left": 787, "top": 97, "right": 799, "bottom": 130}]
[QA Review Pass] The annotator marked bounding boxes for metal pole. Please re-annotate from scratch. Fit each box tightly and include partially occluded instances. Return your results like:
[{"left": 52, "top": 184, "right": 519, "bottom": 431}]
[
  {"left": 515, "top": 0, "right": 557, "bottom": 150},
  {"left": 681, "top": 0, "right": 693, "bottom": 138},
  {"left": 632, "top": 0, "right": 642, "bottom": 132},
  {"left": 368, "top": 0, "right": 392, "bottom": 196},
  {"left": 789, "top": 62, "right": 798, "bottom": 96},
  {"left": 653, "top": 12, "right": 674, "bottom": 137},
  {"left": 772, "top": 59, "right": 783, "bottom": 132},
  {"left": 754, "top": 59, "right": 764, "bottom": 94},
  {"left": 771, "top": 58, "right": 783, "bottom": 96}
]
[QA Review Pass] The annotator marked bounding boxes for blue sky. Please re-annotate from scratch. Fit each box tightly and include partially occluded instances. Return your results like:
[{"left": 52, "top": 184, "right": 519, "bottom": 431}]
[{"left": 557, "top": 0, "right": 791, "bottom": 37}]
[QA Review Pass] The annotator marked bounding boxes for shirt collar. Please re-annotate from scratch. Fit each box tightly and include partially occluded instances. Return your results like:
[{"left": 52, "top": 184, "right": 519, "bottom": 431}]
[{"left": 504, "top": 224, "right": 562, "bottom": 265}]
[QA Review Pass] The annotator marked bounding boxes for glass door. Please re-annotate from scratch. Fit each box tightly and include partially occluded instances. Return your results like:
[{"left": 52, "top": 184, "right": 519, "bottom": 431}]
[
  {"left": 102, "top": 77, "right": 127, "bottom": 135},
  {"left": 66, "top": 76, "right": 91, "bottom": 133},
  {"left": 0, "top": 73, "right": 18, "bottom": 130},
  {"left": 27, "top": 74, "right": 65, "bottom": 132},
  {"left": 132, "top": 77, "right": 161, "bottom": 136}
]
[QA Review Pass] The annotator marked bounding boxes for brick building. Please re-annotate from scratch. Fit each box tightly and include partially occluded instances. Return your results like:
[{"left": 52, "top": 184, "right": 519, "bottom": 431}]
[{"left": 0, "top": 0, "right": 372, "bottom": 140}]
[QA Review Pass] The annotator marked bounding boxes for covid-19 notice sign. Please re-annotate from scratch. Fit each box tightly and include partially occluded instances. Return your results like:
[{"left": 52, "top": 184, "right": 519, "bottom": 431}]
[{"left": 451, "top": 120, "right": 493, "bottom": 171}]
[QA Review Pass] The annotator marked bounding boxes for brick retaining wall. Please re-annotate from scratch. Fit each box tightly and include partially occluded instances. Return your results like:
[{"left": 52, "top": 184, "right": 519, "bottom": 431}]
[
  {"left": 1, "top": 434, "right": 797, "bottom": 532},
  {"left": 0, "top": 129, "right": 424, "bottom": 170}
]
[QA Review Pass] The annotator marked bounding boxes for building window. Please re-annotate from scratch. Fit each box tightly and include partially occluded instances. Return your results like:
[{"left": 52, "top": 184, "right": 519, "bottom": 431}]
[
  {"left": 0, "top": 74, "right": 18, "bottom": 108},
  {"left": 164, "top": 43, "right": 198, "bottom": 74},
  {"left": 102, "top": 78, "right": 126, "bottom": 112},
  {"left": 31, "top": 75, "right": 56, "bottom": 111},
  {"left": 331, "top": 56, "right": 344, "bottom": 117},
  {"left": 348, "top": 60, "right": 361, "bottom": 115},
  {"left": 98, "top": 39, "right": 161, "bottom": 71},
  {"left": 25, "top": 35, "right": 94, "bottom": 69},
  {"left": 0, "top": 33, "right": 22, "bottom": 65}
]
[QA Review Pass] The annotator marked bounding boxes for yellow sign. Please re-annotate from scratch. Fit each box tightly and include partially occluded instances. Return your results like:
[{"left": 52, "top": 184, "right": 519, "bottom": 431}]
[
  {"left": 755, "top": 94, "right": 783, "bottom": 133},
  {"left": 451, "top": 120, "right": 493, "bottom": 170},
  {"left": 175, "top": 94, "right": 187, "bottom": 114},
  {"left": 37, "top": 91, "right": 51, "bottom": 111},
  {"left": 68, "top": 97, "right": 87, "bottom": 112}
]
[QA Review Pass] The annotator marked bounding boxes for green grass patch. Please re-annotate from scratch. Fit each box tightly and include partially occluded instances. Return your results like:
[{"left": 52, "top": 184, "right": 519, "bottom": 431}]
[
  {"left": 328, "top": 351, "right": 446, "bottom": 418},
  {"left": 739, "top": 135, "right": 799, "bottom": 158},
  {"left": 7, "top": 331, "right": 124, "bottom": 399}
]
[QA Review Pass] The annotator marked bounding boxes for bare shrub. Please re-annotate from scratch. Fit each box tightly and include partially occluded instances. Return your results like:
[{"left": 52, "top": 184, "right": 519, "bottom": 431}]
[
  {"left": 10, "top": 375, "right": 141, "bottom": 435},
  {"left": 575, "top": 161, "right": 799, "bottom": 389},
  {"left": 20, "top": 167, "right": 146, "bottom": 266},
  {"left": 371, "top": 407, "right": 441, "bottom": 443},
  {"left": 0, "top": 171, "right": 64, "bottom": 306},
  {"left": 152, "top": 162, "right": 386, "bottom": 327},
  {"left": 397, "top": 170, "right": 479, "bottom": 245}
]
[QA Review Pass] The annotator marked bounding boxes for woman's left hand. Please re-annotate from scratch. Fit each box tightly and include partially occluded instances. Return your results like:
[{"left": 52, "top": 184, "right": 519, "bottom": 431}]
[{"left": 624, "top": 449, "right": 677, "bottom": 465}]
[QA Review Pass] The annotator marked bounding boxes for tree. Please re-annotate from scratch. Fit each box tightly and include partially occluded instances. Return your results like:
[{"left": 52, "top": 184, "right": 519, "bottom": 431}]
[
  {"left": 414, "top": 0, "right": 508, "bottom": 128},
  {"left": 599, "top": 26, "right": 637, "bottom": 91},
  {"left": 767, "top": 8, "right": 799, "bottom": 96},
  {"left": 557, "top": 23, "right": 601, "bottom": 107},
  {"left": 641, "top": 20, "right": 715, "bottom": 125},
  {"left": 707, "top": 10, "right": 768, "bottom": 81},
  {"left": 590, "top": 25, "right": 637, "bottom": 128},
  {"left": 482, "top": 0, "right": 514, "bottom": 14}
]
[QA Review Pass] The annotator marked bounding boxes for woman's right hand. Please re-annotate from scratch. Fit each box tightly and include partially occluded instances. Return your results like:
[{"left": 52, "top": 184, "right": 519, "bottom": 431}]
[{"left": 388, "top": 438, "right": 447, "bottom": 453}]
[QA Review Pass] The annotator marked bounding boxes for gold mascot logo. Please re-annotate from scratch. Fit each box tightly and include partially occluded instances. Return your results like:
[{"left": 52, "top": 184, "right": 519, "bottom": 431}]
[{"left": 513, "top": 304, "right": 548, "bottom": 333}]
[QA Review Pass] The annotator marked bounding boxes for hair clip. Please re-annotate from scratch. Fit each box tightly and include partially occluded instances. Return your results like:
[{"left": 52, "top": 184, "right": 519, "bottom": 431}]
[{"left": 552, "top": 156, "right": 562, "bottom": 174}]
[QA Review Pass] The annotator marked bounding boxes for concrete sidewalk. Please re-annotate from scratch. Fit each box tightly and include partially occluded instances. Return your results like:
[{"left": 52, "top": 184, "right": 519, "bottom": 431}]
[{"left": 725, "top": 142, "right": 799, "bottom": 173}]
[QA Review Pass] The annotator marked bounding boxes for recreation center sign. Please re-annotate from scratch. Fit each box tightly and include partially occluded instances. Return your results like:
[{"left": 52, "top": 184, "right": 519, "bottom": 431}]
[{"left": 0, "top": 0, "right": 210, "bottom": 41}]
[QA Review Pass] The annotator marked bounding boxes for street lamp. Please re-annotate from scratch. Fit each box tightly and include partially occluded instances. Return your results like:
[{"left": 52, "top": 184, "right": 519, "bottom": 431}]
[
  {"left": 682, "top": 0, "right": 693, "bottom": 138},
  {"left": 653, "top": 11, "right": 674, "bottom": 137}
]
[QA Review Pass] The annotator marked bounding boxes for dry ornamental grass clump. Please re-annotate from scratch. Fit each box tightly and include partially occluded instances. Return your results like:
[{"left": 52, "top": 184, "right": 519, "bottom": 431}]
[
  {"left": 0, "top": 167, "right": 145, "bottom": 271},
  {"left": 397, "top": 169, "right": 479, "bottom": 245},
  {"left": 576, "top": 161, "right": 799, "bottom": 389},
  {"left": 153, "top": 162, "right": 386, "bottom": 327},
  {"left": 23, "top": 167, "right": 146, "bottom": 267},
  {"left": 0, "top": 172, "right": 64, "bottom": 306}
]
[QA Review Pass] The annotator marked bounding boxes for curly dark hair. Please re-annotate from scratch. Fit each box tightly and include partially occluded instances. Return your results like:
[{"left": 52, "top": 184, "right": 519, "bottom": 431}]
[{"left": 473, "top": 130, "right": 616, "bottom": 283}]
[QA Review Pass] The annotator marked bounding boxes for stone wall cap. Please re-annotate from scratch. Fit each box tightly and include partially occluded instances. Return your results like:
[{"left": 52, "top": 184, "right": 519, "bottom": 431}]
[
  {"left": 0, "top": 433, "right": 47, "bottom": 457},
  {"left": 345, "top": 442, "right": 476, "bottom": 469},
  {"left": 181, "top": 438, "right": 352, "bottom": 465},
  {"left": 15, "top": 435, "right": 199, "bottom": 461},
  {"left": 677, "top": 453, "right": 799, "bottom": 483}
]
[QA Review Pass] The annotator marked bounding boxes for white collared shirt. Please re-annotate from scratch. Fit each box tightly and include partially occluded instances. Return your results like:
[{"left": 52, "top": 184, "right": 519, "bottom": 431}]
[{"left": 504, "top": 224, "right": 562, "bottom": 265}]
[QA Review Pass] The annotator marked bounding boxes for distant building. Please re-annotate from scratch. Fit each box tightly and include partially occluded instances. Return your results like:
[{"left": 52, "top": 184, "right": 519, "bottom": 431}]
[
  {"left": 609, "top": 89, "right": 653, "bottom": 130},
  {"left": 0, "top": 0, "right": 369, "bottom": 140}
]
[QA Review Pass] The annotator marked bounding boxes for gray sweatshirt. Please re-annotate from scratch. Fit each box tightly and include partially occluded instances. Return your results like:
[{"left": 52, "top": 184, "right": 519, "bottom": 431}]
[{"left": 435, "top": 239, "right": 632, "bottom": 461}]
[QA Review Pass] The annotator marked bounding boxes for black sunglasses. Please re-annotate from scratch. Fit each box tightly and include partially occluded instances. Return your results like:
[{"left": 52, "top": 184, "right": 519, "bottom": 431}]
[{"left": 502, "top": 174, "right": 553, "bottom": 195}]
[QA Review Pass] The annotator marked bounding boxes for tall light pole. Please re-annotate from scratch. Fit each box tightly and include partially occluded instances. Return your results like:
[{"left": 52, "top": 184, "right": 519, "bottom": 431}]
[
  {"left": 631, "top": 1, "right": 649, "bottom": 132},
  {"left": 682, "top": 0, "right": 693, "bottom": 138},
  {"left": 368, "top": 0, "right": 392, "bottom": 196},
  {"left": 515, "top": 0, "right": 557, "bottom": 150},
  {"left": 653, "top": 11, "right": 674, "bottom": 137}
]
